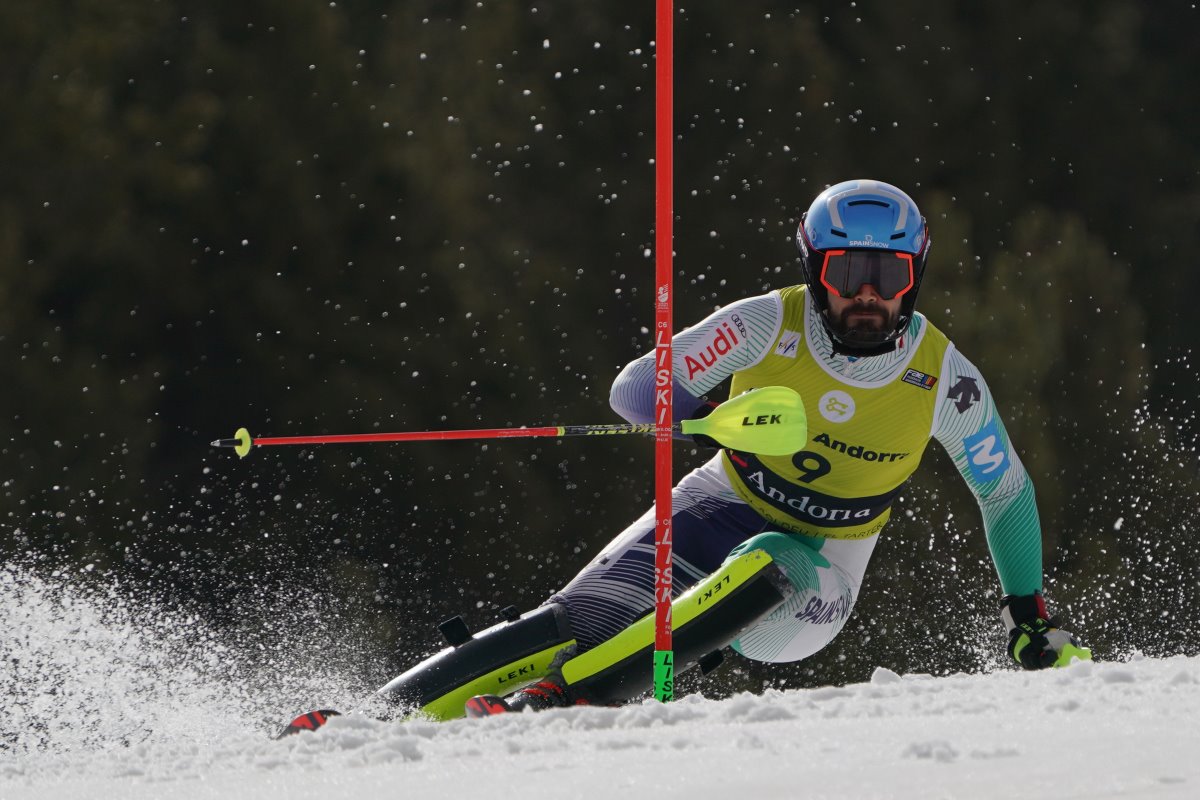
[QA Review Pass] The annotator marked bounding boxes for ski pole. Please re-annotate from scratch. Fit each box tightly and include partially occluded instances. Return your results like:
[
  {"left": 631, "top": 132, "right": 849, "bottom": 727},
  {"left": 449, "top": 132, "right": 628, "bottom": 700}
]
[{"left": 212, "top": 385, "right": 807, "bottom": 459}]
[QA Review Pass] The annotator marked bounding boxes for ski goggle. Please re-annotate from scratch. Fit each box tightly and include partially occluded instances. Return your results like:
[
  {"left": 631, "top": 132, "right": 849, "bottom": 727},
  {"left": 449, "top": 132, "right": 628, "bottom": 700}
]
[{"left": 818, "top": 249, "right": 915, "bottom": 300}]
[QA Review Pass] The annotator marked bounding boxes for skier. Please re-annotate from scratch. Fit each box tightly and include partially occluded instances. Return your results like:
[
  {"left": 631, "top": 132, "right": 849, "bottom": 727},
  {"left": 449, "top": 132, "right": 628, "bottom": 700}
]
[{"left": 288, "top": 179, "right": 1090, "bottom": 733}]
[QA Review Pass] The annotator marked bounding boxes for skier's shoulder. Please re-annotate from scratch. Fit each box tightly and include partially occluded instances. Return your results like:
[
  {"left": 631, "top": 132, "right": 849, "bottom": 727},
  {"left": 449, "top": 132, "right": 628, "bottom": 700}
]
[
  {"left": 908, "top": 310, "right": 954, "bottom": 357},
  {"left": 687, "top": 290, "right": 785, "bottom": 343},
  {"left": 710, "top": 288, "right": 785, "bottom": 320},
  {"left": 910, "top": 313, "right": 991, "bottom": 382}
]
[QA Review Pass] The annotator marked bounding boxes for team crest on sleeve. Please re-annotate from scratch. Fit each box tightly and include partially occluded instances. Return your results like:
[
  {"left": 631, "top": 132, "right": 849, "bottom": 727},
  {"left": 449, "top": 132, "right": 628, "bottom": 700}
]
[
  {"left": 773, "top": 330, "right": 801, "bottom": 358},
  {"left": 962, "top": 418, "right": 1010, "bottom": 483},
  {"left": 901, "top": 368, "right": 937, "bottom": 390}
]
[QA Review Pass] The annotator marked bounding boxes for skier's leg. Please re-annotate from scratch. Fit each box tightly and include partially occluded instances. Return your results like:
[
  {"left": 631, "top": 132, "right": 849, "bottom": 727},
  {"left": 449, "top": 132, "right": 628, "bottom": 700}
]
[
  {"left": 382, "top": 455, "right": 776, "bottom": 719},
  {"left": 548, "top": 501, "right": 879, "bottom": 701},
  {"left": 525, "top": 455, "right": 794, "bottom": 705},
  {"left": 379, "top": 545, "right": 791, "bottom": 720},
  {"left": 551, "top": 454, "right": 768, "bottom": 652},
  {"left": 547, "top": 529, "right": 877, "bottom": 711},
  {"left": 379, "top": 455, "right": 763, "bottom": 719},
  {"left": 555, "top": 544, "right": 791, "bottom": 705}
]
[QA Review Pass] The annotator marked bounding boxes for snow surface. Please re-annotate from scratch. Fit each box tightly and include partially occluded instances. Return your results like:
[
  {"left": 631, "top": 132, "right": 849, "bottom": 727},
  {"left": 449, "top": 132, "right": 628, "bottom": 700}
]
[
  {"left": 6, "top": 657, "right": 1200, "bottom": 800},
  {"left": 3, "top": 565, "right": 1198, "bottom": 800}
]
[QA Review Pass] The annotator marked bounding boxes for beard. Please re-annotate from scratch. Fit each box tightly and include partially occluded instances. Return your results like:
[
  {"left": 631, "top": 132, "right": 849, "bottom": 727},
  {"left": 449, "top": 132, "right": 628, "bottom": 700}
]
[{"left": 827, "top": 304, "right": 898, "bottom": 346}]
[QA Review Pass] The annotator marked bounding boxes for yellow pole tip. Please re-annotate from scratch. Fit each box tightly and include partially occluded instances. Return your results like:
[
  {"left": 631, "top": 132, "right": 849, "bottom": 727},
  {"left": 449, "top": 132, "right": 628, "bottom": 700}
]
[{"left": 234, "top": 427, "right": 252, "bottom": 458}]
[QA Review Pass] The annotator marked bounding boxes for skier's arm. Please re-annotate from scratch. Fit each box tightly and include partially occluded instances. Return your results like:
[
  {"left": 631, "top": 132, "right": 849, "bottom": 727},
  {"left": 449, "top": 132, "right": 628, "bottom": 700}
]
[
  {"left": 930, "top": 346, "right": 1043, "bottom": 597},
  {"left": 932, "top": 346, "right": 1092, "bottom": 669},
  {"left": 609, "top": 293, "right": 783, "bottom": 425}
]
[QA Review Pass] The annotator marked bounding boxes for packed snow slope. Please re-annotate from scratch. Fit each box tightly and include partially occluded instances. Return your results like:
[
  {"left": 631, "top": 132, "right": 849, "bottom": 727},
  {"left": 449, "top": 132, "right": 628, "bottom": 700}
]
[
  {"left": 5, "top": 653, "right": 1198, "bottom": 800},
  {"left": 4, "top": 563, "right": 1198, "bottom": 799}
]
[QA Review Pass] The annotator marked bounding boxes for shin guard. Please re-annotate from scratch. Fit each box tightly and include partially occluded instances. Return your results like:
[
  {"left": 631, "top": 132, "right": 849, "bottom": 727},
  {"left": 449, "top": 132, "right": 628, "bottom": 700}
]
[
  {"left": 560, "top": 547, "right": 791, "bottom": 704},
  {"left": 378, "top": 603, "right": 576, "bottom": 720}
]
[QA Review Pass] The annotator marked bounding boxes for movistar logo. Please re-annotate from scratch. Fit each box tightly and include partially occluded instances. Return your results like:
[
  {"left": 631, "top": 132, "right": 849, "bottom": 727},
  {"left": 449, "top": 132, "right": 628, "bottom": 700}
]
[
  {"left": 962, "top": 418, "right": 1011, "bottom": 482},
  {"left": 969, "top": 436, "right": 1005, "bottom": 473}
]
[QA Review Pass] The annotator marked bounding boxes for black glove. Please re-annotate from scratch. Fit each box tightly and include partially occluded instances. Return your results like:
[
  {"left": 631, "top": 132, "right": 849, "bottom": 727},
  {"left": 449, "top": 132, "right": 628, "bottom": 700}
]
[
  {"left": 687, "top": 400, "right": 723, "bottom": 449},
  {"left": 1000, "top": 593, "right": 1092, "bottom": 670}
]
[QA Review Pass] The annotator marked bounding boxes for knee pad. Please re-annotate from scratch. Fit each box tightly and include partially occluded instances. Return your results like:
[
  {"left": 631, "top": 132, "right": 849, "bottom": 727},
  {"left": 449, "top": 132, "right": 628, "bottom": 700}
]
[
  {"left": 726, "top": 531, "right": 830, "bottom": 595},
  {"left": 377, "top": 603, "right": 576, "bottom": 720},
  {"left": 728, "top": 532, "right": 857, "bottom": 663}
]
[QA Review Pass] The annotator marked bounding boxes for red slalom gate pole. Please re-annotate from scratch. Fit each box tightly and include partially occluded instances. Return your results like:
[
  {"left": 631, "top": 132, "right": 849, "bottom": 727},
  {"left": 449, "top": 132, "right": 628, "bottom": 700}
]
[{"left": 653, "top": 0, "right": 675, "bottom": 703}]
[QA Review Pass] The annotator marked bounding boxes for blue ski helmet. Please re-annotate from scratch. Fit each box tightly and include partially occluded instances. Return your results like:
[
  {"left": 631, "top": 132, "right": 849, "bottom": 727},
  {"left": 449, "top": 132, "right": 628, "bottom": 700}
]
[{"left": 795, "top": 179, "right": 930, "bottom": 350}]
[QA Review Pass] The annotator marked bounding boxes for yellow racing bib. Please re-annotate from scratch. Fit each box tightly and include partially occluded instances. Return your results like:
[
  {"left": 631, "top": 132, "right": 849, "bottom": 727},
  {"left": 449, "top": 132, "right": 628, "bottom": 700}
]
[{"left": 722, "top": 285, "right": 951, "bottom": 539}]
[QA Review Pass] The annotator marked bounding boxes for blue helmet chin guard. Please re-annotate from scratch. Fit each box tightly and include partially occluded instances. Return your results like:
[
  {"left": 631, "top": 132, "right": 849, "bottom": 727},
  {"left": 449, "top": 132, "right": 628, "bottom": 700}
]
[{"left": 795, "top": 179, "right": 931, "bottom": 352}]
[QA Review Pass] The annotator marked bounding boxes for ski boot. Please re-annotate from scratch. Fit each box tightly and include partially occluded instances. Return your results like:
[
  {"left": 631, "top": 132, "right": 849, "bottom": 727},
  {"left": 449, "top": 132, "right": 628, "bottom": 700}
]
[{"left": 276, "top": 709, "right": 341, "bottom": 738}]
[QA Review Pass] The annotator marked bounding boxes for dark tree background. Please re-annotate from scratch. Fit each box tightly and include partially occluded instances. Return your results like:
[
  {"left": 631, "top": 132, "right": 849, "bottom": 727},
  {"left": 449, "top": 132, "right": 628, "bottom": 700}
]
[{"left": 2, "top": 2, "right": 1197, "bottom": 693}]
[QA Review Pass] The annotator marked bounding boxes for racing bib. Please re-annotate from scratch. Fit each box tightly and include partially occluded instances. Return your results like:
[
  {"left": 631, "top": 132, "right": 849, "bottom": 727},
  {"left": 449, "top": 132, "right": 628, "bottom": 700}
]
[{"left": 722, "top": 285, "right": 951, "bottom": 539}]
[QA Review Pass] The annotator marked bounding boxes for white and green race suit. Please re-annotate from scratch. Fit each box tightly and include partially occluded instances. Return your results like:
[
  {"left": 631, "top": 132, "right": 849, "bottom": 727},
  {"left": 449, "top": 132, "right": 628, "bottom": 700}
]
[{"left": 551, "top": 285, "right": 1043, "bottom": 664}]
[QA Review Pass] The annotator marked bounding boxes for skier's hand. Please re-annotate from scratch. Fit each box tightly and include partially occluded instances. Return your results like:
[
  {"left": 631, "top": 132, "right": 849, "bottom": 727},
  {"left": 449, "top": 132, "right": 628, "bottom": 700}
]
[
  {"left": 687, "top": 400, "right": 723, "bottom": 449},
  {"left": 1000, "top": 593, "right": 1092, "bottom": 669}
]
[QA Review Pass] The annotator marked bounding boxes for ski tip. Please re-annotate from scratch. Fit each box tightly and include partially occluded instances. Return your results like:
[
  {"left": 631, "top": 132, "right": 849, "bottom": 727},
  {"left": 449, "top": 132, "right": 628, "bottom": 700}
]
[
  {"left": 464, "top": 695, "right": 511, "bottom": 718},
  {"left": 275, "top": 708, "right": 342, "bottom": 739}
]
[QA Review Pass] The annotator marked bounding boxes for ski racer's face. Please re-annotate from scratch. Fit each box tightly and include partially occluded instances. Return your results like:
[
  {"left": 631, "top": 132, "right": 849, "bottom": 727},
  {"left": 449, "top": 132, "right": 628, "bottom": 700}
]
[{"left": 825, "top": 282, "right": 902, "bottom": 342}]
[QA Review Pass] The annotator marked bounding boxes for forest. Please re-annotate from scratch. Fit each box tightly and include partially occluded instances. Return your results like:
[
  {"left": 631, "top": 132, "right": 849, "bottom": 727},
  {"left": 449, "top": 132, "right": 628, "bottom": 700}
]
[{"left": 2, "top": 2, "right": 1197, "bottom": 692}]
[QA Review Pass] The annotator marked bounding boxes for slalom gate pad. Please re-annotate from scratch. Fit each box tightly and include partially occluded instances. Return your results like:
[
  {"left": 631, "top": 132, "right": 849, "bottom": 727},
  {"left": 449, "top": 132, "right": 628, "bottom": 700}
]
[
  {"left": 377, "top": 603, "right": 575, "bottom": 721},
  {"left": 560, "top": 548, "right": 792, "bottom": 705}
]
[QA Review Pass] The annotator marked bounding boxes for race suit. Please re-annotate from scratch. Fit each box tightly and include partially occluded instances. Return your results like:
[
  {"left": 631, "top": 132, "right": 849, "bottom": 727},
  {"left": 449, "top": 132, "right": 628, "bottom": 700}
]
[{"left": 551, "top": 284, "right": 1043, "bottom": 663}]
